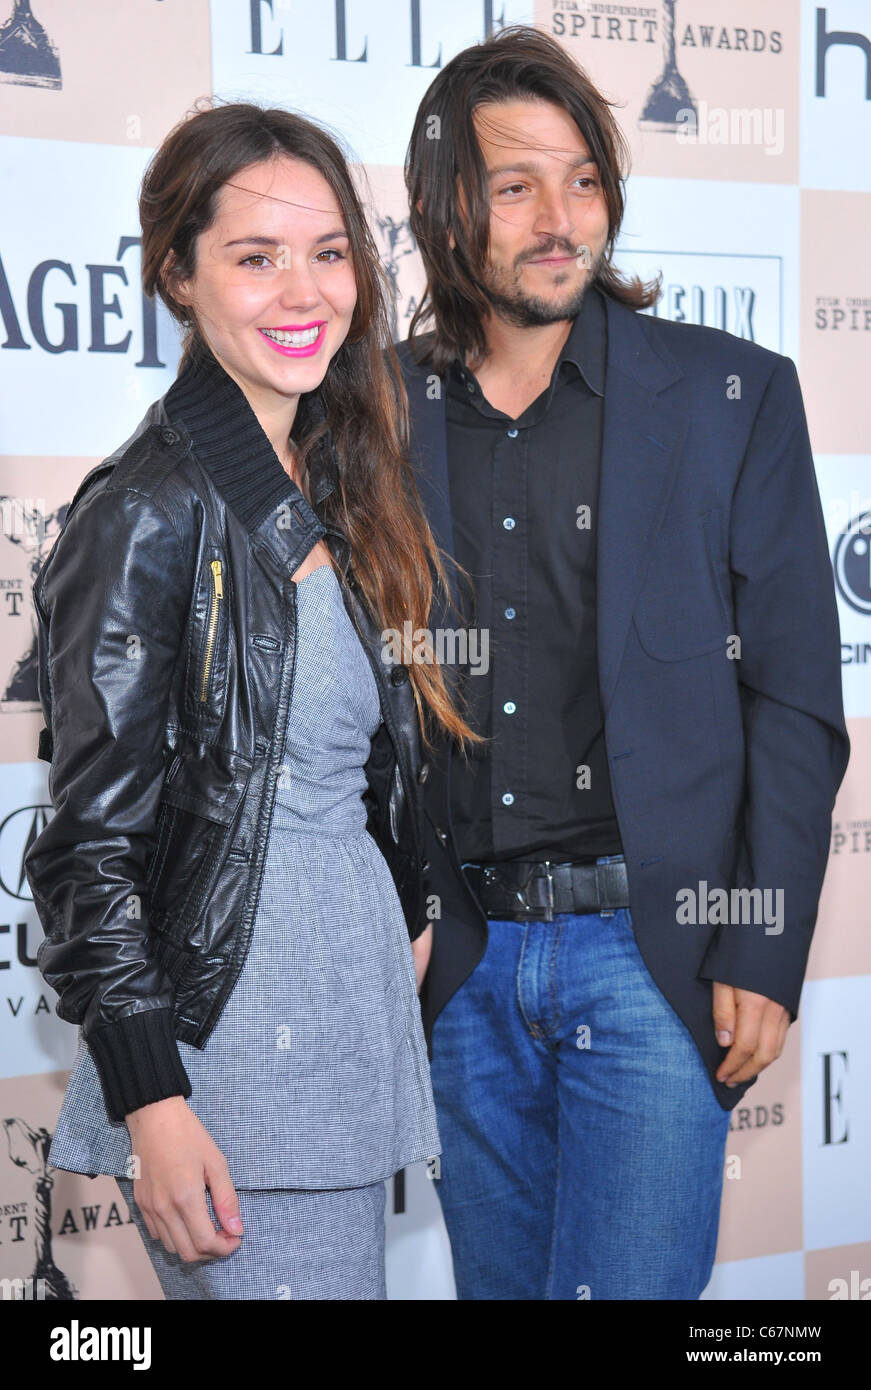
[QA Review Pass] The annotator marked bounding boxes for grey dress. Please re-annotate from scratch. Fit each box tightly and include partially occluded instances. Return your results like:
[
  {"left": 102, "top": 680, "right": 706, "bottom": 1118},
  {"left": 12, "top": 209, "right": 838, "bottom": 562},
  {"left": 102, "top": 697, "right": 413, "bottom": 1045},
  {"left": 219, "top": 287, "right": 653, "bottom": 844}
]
[{"left": 47, "top": 562, "right": 441, "bottom": 1190}]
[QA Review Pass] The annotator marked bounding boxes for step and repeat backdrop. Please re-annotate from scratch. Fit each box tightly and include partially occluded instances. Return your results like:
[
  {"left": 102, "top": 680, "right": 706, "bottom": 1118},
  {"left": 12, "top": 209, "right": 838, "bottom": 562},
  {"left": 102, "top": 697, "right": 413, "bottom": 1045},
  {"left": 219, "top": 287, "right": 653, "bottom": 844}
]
[{"left": 0, "top": 0, "right": 868, "bottom": 1301}]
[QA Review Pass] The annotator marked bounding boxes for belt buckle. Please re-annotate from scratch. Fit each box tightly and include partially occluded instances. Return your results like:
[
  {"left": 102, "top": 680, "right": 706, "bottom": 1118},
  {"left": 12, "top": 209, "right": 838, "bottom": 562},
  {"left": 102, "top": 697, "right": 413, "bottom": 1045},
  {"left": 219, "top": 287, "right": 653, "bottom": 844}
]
[
  {"left": 527, "top": 861, "right": 555, "bottom": 922},
  {"left": 481, "top": 865, "right": 532, "bottom": 922},
  {"left": 482, "top": 862, "right": 554, "bottom": 922}
]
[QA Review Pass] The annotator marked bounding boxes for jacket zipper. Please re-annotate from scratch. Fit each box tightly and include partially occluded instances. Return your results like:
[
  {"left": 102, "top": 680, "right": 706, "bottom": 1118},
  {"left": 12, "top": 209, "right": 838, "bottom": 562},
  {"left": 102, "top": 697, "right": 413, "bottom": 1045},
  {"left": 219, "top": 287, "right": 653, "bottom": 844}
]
[
  {"left": 199, "top": 580, "right": 299, "bottom": 1043},
  {"left": 200, "top": 559, "right": 223, "bottom": 702}
]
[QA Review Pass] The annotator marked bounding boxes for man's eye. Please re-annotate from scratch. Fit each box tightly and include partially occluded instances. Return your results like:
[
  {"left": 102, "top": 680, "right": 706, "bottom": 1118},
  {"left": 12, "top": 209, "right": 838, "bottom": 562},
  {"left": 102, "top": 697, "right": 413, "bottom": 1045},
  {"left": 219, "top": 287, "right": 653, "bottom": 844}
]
[
  {"left": 575, "top": 177, "right": 600, "bottom": 190},
  {"left": 497, "top": 184, "right": 527, "bottom": 197}
]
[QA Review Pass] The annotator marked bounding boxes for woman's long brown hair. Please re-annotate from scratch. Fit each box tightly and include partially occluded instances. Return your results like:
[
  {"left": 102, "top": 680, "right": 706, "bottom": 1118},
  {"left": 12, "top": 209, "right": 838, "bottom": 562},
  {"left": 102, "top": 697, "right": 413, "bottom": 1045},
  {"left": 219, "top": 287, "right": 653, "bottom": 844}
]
[
  {"left": 139, "top": 98, "right": 479, "bottom": 751},
  {"left": 405, "top": 23, "right": 661, "bottom": 373}
]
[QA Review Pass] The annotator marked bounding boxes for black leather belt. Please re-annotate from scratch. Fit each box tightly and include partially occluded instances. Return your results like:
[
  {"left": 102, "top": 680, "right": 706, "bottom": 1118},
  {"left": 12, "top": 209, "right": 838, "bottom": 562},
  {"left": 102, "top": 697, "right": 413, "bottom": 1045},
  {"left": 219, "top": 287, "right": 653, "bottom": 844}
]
[{"left": 463, "top": 857, "right": 630, "bottom": 922}]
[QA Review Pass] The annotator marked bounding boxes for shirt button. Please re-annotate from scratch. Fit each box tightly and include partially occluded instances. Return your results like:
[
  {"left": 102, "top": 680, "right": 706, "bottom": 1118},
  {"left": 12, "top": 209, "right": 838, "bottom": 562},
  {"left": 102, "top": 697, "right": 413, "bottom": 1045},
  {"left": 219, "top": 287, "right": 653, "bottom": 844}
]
[
  {"left": 504, "top": 607, "right": 516, "bottom": 620},
  {"left": 466, "top": 381, "right": 475, "bottom": 394},
  {"left": 503, "top": 701, "right": 516, "bottom": 714},
  {"left": 507, "top": 427, "right": 518, "bottom": 438},
  {"left": 502, "top": 517, "right": 516, "bottom": 531},
  {"left": 501, "top": 792, "right": 515, "bottom": 807}
]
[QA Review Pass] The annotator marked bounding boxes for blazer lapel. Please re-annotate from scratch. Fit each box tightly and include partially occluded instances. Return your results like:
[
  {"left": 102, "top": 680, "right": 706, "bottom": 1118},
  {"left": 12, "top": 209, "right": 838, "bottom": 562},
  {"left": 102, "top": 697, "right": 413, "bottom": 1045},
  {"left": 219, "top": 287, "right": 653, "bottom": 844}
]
[{"left": 596, "top": 296, "right": 689, "bottom": 710}]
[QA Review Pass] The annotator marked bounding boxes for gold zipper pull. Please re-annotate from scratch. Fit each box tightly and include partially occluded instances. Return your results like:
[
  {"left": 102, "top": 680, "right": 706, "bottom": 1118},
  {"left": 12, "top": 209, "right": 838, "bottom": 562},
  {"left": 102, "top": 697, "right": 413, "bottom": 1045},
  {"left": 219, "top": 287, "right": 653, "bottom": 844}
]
[{"left": 200, "top": 559, "right": 224, "bottom": 703}]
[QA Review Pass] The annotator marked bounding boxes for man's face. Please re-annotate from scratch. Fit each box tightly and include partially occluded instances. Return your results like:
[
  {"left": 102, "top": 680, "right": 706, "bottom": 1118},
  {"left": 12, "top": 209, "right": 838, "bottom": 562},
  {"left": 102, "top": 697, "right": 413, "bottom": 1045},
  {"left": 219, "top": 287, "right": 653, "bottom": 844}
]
[{"left": 464, "top": 97, "right": 611, "bottom": 327}]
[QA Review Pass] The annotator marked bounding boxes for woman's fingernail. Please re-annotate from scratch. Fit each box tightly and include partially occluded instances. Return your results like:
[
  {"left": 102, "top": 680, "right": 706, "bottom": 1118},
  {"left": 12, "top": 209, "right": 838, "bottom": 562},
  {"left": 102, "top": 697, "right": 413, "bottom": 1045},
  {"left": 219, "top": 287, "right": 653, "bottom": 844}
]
[
  {"left": 228, "top": 1217, "right": 243, "bottom": 1234},
  {"left": 717, "top": 1030, "right": 732, "bottom": 1046}
]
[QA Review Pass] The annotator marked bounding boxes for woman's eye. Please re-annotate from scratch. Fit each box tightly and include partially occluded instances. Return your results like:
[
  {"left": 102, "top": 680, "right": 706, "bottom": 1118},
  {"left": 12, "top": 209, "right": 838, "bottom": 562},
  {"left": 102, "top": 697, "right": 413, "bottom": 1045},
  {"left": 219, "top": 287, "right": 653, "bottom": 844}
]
[
  {"left": 575, "top": 176, "right": 600, "bottom": 190},
  {"left": 497, "top": 183, "right": 527, "bottom": 197},
  {"left": 241, "top": 253, "right": 271, "bottom": 269},
  {"left": 314, "top": 248, "right": 346, "bottom": 263}
]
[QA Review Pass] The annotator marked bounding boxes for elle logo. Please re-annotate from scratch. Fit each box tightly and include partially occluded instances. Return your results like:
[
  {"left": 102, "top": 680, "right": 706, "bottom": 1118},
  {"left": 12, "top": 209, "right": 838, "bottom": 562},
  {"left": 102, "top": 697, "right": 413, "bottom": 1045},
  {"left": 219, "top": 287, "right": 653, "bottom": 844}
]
[{"left": 248, "top": 0, "right": 506, "bottom": 64}]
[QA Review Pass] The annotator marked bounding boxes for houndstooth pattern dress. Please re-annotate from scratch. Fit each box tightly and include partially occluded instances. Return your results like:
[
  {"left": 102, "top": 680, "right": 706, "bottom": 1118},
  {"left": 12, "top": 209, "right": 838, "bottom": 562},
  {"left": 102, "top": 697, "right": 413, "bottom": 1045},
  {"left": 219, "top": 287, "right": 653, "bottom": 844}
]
[{"left": 47, "top": 562, "right": 442, "bottom": 1190}]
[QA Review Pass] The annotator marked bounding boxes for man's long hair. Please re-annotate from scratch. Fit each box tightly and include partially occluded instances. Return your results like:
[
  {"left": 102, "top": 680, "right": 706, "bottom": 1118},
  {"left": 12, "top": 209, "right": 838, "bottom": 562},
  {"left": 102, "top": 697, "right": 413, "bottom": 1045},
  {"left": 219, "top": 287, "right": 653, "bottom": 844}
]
[{"left": 405, "top": 24, "right": 661, "bottom": 373}]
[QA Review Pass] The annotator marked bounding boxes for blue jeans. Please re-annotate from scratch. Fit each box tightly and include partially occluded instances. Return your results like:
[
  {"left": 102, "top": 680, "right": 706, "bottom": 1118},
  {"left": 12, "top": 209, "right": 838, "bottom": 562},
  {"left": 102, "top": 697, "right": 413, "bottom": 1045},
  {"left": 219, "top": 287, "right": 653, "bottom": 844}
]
[{"left": 428, "top": 886, "right": 730, "bottom": 1300}]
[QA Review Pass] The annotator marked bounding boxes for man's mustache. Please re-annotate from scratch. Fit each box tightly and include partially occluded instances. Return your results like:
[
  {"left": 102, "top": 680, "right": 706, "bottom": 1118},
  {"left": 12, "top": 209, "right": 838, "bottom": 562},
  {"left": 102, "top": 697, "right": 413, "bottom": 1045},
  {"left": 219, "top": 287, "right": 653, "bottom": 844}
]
[{"left": 516, "top": 241, "right": 585, "bottom": 264}]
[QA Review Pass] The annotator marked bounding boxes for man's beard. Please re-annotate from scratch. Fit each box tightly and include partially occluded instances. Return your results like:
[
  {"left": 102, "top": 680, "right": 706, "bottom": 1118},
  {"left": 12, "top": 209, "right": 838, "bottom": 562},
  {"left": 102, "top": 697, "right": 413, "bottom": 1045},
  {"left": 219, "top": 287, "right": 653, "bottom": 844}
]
[{"left": 480, "top": 242, "right": 605, "bottom": 327}]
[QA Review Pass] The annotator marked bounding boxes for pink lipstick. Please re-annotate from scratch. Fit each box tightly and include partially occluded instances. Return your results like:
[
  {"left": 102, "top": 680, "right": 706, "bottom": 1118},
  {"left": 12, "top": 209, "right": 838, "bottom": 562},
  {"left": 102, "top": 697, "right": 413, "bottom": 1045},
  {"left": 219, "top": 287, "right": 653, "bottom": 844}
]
[{"left": 258, "top": 321, "right": 326, "bottom": 357}]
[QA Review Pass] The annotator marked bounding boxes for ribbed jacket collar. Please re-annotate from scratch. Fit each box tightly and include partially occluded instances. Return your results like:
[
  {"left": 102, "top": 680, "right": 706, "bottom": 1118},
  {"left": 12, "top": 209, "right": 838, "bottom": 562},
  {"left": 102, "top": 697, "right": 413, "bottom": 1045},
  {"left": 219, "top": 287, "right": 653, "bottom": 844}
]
[{"left": 164, "top": 336, "right": 338, "bottom": 535}]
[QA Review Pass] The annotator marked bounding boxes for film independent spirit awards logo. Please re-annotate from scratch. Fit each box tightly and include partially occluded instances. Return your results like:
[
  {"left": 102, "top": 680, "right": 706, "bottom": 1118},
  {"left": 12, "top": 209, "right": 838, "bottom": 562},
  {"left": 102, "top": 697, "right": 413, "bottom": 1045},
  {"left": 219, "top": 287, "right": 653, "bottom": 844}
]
[
  {"left": 0, "top": 0, "right": 61, "bottom": 89},
  {"left": 2, "top": 1118, "right": 76, "bottom": 1300},
  {"left": 550, "top": 0, "right": 785, "bottom": 132}
]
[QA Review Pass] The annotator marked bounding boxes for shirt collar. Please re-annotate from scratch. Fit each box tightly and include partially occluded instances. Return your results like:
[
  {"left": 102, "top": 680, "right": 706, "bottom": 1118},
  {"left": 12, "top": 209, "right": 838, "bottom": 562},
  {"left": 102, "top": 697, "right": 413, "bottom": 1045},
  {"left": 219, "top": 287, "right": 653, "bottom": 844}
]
[
  {"left": 450, "top": 282, "right": 606, "bottom": 403},
  {"left": 556, "top": 282, "right": 606, "bottom": 397},
  {"left": 164, "top": 336, "right": 339, "bottom": 537}
]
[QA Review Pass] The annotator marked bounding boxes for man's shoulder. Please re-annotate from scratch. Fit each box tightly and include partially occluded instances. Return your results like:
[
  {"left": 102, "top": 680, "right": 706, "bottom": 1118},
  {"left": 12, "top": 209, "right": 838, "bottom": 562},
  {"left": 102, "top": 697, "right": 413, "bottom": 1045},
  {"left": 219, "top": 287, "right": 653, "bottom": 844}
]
[
  {"left": 616, "top": 297, "right": 787, "bottom": 382},
  {"left": 393, "top": 331, "right": 438, "bottom": 379}
]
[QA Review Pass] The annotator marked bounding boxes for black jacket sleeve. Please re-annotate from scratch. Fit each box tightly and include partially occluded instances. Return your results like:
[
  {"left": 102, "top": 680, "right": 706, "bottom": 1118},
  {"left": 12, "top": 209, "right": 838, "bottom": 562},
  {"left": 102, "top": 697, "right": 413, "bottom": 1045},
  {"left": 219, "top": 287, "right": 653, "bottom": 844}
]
[
  {"left": 25, "top": 481, "right": 194, "bottom": 1123},
  {"left": 697, "top": 356, "right": 850, "bottom": 1016}
]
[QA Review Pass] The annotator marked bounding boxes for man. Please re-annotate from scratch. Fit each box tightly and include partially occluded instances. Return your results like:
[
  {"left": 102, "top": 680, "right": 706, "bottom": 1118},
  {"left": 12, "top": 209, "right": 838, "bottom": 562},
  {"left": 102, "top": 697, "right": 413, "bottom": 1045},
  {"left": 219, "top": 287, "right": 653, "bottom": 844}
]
[{"left": 397, "top": 26, "right": 849, "bottom": 1300}]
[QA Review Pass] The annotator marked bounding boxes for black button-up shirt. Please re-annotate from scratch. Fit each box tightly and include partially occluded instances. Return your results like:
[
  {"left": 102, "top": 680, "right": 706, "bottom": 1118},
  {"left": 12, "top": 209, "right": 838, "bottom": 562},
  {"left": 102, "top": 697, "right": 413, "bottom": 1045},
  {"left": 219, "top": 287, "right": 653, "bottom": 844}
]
[{"left": 445, "top": 284, "right": 623, "bottom": 864}]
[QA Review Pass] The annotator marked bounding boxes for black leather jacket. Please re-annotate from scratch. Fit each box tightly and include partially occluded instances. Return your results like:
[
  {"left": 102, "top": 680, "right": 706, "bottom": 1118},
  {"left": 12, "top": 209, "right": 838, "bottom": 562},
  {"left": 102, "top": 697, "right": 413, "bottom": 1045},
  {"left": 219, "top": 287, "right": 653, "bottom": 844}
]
[{"left": 24, "top": 342, "right": 429, "bottom": 1123}]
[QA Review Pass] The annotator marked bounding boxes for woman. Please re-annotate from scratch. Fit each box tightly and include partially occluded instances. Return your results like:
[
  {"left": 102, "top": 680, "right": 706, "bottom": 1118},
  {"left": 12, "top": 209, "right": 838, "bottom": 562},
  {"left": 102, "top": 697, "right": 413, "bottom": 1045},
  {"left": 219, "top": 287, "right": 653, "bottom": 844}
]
[{"left": 24, "top": 101, "right": 477, "bottom": 1300}]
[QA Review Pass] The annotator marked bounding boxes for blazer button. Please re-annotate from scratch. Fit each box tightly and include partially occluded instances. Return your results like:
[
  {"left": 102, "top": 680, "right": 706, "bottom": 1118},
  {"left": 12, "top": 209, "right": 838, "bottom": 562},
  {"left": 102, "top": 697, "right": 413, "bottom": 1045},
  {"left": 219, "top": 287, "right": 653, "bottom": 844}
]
[
  {"left": 436, "top": 826, "right": 448, "bottom": 845},
  {"left": 390, "top": 665, "right": 409, "bottom": 686},
  {"left": 421, "top": 860, "right": 430, "bottom": 873},
  {"left": 160, "top": 427, "right": 178, "bottom": 445},
  {"left": 418, "top": 762, "right": 430, "bottom": 783}
]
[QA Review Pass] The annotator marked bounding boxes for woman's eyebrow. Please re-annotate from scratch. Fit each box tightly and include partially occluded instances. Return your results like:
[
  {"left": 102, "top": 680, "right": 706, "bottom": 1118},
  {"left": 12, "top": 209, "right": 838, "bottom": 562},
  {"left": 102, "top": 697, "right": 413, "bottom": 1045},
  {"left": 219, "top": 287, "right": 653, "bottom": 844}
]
[{"left": 222, "top": 229, "right": 350, "bottom": 249}]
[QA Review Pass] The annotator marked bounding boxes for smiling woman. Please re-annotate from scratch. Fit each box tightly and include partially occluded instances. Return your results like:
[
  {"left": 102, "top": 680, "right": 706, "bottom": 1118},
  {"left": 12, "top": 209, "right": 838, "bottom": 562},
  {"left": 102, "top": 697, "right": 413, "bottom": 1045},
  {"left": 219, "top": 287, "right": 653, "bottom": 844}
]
[
  {"left": 160, "top": 154, "right": 357, "bottom": 490},
  {"left": 137, "top": 100, "right": 476, "bottom": 736},
  {"left": 27, "top": 98, "right": 480, "bottom": 1303}
]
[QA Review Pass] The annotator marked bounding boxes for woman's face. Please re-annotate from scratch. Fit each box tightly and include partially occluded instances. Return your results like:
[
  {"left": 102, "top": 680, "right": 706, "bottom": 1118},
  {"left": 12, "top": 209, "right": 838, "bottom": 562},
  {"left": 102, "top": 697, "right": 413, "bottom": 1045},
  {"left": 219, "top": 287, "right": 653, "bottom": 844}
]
[{"left": 172, "top": 154, "right": 357, "bottom": 420}]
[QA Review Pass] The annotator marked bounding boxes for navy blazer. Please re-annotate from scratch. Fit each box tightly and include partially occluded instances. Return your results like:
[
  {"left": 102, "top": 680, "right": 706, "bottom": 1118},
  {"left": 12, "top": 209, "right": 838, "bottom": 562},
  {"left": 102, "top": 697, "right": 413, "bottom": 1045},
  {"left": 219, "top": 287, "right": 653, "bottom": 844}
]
[{"left": 397, "top": 290, "right": 850, "bottom": 1110}]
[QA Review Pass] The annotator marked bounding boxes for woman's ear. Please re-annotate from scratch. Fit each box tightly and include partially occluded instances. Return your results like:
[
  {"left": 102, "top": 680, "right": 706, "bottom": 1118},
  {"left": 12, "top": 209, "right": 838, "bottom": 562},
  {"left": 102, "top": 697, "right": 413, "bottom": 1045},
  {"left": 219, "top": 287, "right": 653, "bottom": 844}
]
[{"left": 162, "top": 250, "right": 191, "bottom": 310}]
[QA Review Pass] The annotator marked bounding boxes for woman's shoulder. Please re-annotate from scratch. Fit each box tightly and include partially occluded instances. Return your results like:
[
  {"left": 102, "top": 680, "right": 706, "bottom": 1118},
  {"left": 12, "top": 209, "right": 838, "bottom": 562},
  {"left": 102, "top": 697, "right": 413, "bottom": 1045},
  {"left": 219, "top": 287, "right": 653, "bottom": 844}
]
[{"left": 66, "top": 394, "right": 205, "bottom": 532}]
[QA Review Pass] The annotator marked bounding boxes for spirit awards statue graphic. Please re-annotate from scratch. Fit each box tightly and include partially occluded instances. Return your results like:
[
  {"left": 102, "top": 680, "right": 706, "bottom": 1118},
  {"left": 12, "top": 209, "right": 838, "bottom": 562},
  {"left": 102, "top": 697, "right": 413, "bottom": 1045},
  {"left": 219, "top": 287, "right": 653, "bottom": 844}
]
[
  {"left": 1, "top": 495, "right": 66, "bottom": 712},
  {"left": 639, "top": 0, "right": 696, "bottom": 132},
  {"left": 375, "top": 213, "right": 418, "bottom": 341},
  {"left": 0, "top": 0, "right": 61, "bottom": 89},
  {"left": 3, "top": 1117, "right": 76, "bottom": 1299}
]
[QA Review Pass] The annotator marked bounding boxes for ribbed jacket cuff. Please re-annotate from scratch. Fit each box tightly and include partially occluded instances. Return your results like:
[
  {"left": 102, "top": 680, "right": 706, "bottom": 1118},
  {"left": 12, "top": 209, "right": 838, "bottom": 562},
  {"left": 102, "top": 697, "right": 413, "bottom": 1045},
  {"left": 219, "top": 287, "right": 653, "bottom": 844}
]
[{"left": 86, "top": 1009, "right": 192, "bottom": 1123}]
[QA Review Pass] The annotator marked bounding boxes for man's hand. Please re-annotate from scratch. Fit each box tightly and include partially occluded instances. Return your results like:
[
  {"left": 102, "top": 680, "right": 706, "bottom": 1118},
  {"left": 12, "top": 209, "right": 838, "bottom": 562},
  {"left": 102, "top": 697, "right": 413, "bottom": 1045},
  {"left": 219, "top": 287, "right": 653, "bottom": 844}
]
[
  {"left": 712, "top": 982, "right": 790, "bottom": 1087},
  {"left": 411, "top": 923, "right": 433, "bottom": 994}
]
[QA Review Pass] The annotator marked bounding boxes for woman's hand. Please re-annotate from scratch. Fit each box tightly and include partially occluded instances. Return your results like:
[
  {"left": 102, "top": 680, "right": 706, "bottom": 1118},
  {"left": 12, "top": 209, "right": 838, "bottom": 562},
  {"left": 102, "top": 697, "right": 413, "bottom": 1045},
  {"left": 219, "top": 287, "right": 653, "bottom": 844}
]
[
  {"left": 411, "top": 923, "right": 433, "bottom": 994},
  {"left": 124, "top": 1096, "right": 243, "bottom": 1262}
]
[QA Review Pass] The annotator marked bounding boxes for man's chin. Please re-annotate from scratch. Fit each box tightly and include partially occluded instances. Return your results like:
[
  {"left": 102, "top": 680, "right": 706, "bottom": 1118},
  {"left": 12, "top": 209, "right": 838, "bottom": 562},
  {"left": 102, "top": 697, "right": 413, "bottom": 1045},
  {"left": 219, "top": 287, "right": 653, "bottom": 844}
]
[{"left": 485, "top": 282, "right": 591, "bottom": 327}]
